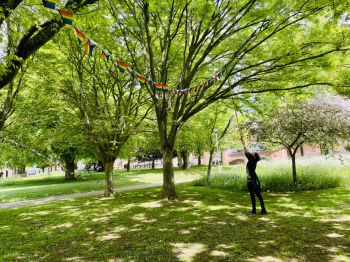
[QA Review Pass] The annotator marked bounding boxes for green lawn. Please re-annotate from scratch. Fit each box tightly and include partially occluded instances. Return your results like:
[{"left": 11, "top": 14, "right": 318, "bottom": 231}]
[
  {"left": 0, "top": 167, "right": 205, "bottom": 203},
  {"left": 0, "top": 184, "right": 349, "bottom": 261}
]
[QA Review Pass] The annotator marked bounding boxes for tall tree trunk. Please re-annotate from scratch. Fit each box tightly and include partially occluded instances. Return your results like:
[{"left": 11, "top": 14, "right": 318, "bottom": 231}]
[
  {"left": 182, "top": 150, "right": 190, "bottom": 169},
  {"left": 163, "top": 145, "right": 176, "bottom": 200},
  {"left": 207, "top": 148, "right": 215, "bottom": 180},
  {"left": 61, "top": 148, "right": 76, "bottom": 180},
  {"left": 152, "top": 159, "right": 155, "bottom": 170},
  {"left": 291, "top": 153, "right": 297, "bottom": 187},
  {"left": 127, "top": 158, "right": 131, "bottom": 171},
  {"left": 198, "top": 154, "right": 202, "bottom": 166},
  {"left": 64, "top": 157, "right": 76, "bottom": 180},
  {"left": 104, "top": 158, "right": 116, "bottom": 196}
]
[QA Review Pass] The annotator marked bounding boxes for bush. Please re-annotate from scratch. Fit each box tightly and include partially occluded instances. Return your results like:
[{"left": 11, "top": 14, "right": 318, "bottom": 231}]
[{"left": 193, "top": 163, "right": 349, "bottom": 192}]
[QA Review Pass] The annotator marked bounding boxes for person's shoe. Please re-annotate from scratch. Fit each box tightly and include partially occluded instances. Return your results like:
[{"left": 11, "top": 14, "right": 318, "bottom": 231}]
[
  {"left": 260, "top": 210, "right": 268, "bottom": 215},
  {"left": 246, "top": 210, "right": 256, "bottom": 215}
]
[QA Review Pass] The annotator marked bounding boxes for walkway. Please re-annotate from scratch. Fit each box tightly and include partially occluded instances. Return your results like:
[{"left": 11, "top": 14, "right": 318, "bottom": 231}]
[{"left": 0, "top": 179, "right": 195, "bottom": 209}]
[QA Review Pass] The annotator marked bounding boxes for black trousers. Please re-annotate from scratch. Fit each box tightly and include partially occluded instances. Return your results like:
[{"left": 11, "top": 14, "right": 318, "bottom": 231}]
[{"left": 247, "top": 181, "right": 266, "bottom": 211}]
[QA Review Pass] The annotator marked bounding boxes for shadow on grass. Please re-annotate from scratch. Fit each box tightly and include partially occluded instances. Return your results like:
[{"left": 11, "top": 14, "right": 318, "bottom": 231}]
[{"left": 0, "top": 186, "right": 349, "bottom": 261}]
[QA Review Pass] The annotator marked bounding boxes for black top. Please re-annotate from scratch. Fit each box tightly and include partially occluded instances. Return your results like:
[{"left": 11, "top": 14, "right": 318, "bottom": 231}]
[{"left": 245, "top": 152, "right": 260, "bottom": 181}]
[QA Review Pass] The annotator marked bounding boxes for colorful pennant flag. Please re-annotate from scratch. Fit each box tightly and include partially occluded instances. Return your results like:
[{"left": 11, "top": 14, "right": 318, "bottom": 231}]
[
  {"left": 58, "top": 8, "right": 74, "bottom": 25},
  {"left": 116, "top": 61, "right": 128, "bottom": 73},
  {"left": 85, "top": 39, "right": 97, "bottom": 57},
  {"left": 42, "top": 0, "right": 58, "bottom": 10},
  {"left": 101, "top": 49, "right": 111, "bottom": 62},
  {"left": 128, "top": 69, "right": 136, "bottom": 79},
  {"left": 137, "top": 75, "right": 147, "bottom": 85},
  {"left": 154, "top": 83, "right": 169, "bottom": 93},
  {"left": 41, "top": 0, "right": 227, "bottom": 97},
  {"left": 74, "top": 26, "right": 86, "bottom": 44}
]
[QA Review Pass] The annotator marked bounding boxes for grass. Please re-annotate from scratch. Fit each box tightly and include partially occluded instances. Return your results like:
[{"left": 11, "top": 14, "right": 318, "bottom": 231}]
[
  {"left": 0, "top": 184, "right": 349, "bottom": 261},
  {"left": 0, "top": 167, "right": 205, "bottom": 203},
  {"left": 195, "top": 155, "right": 350, "bottom": 192}
]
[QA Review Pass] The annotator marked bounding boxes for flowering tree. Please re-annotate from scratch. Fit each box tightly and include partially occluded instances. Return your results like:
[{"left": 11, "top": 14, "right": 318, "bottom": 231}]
[{"left": 254, "top": 94, "right": 350, "bottom": 185}]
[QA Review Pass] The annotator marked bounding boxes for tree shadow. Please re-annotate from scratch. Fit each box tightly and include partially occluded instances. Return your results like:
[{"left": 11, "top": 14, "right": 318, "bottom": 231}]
[{"left": 0, "top": 186, "right": 349, "bottom": 261}]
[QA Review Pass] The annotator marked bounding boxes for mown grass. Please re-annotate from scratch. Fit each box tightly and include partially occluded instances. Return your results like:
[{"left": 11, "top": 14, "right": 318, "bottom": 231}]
[
  {"left": 0, "top": 167, "right": 205, "bottom": 203},
  {"left": 0, "top": 184, "right": 349, "bottom": 261},
  {"left": 195, "top": 156, "right": 350, "bottom": 192}
]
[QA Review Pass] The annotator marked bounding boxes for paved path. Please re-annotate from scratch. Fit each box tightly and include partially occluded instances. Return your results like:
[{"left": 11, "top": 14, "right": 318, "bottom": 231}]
[{"left": 0, "top": 179, "right": 195, "bottom": 209}]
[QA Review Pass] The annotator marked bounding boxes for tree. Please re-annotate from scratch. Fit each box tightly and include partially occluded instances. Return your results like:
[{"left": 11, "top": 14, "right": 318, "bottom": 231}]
[
  {"left": 135, "top": 133, "right": 162, "bottom": 170},
  {"left": 177, "top": 101, "right": 234, "bottom": 176},
  {"left": 0, "top": 0, "right": 99, "bottom": 90},
  {"left": 136, "top": 148, "right": 162, "bottom": 169},
  {"left": 108, "top": 0, "right": 349, "bottom": 199},
  {"left": 253, "top": 94, "right": 350, "bottom": 186},
  {"left": 0, "top": 11, "right": 28, "bottom": 130},
  {"left": 61, "top": 38, "right": 151, "bottom": 196}
]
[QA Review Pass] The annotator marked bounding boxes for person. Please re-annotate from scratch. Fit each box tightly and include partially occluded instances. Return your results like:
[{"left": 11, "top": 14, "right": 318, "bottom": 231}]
[{"left": 244, "top": 146, "right": 267, "bottom": 215}]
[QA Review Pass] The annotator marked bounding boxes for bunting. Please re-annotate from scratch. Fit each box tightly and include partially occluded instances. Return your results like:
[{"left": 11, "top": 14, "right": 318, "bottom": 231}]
[
  {"left": 42, "top": 1, "right": 226, "bottom": 97},
  {"left": 128, "top": 69, "right": 136, "bottom": 79},
  {"left": 58, "top": 8, "right": 74, "bottom": 25},
  {"left": 42, "top": 0, "right": 58, "bottom": 10},
  {"left": 101, "top": 49, "right": 111, "bottom": 62},
  {"left": 154, "top": 83, "right": 169, "bottom": 93},
  {"left": 116, "top": 61, "right": 128, "bottom": 73},
  {"left": 74, "top": 26, "right": 86, "bottom": 44},
  {"left": 137, "top": 75, "right": 147, "bottom": 85},
  {"left": 85, "top": 39, "right": 97, "bottom": 57}
]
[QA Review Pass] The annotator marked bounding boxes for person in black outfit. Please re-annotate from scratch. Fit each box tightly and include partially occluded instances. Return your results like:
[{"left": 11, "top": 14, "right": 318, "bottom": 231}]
[{"left": 244, "top": 147, "right": 267, "bottom": 215}]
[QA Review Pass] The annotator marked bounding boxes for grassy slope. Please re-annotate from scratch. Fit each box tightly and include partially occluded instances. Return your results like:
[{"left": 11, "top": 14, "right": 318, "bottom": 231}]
[
  {"left": 0, "top": 168, "right": 205, "bottom": 203},
  {"left": 0, "top": 184, "right": 349, "bottom": 261}
]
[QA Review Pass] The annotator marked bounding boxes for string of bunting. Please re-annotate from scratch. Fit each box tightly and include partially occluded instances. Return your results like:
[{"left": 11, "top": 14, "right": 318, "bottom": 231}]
[{"left": 42, "top": 0, "right": 226, "bottom": 95}]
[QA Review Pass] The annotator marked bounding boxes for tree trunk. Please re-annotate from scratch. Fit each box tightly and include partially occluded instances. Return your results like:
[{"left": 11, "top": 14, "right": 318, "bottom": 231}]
[
  {"left": 207, "top": 148, "right": 215, "bottom": 180},
  {"left": 152, "top": 159, "right": 155, "bottom": 169},
  {"left": 177, "top": 153, "right": 183, "bottom": 169},
  {"left": 104, "top": 158, "right": 116, "bottom": 196},
  {"left": 64, "top": 157, "right": 76, "bottom": 181},
  {"left": 162, "top": 145, "right": 177, "bottom": 200},
  {"left": 300, "top": 144, "right": 304, "bottom": 156},
  {"left": 198, "top": 154, "right": 202, "bottom": 166},
  {"left": 291, "top": 153, "right": 297, "bottom": 187},
  {"left": 127, "top": 158, "right": 131, "bottom": 171},
  {"left": 182, "top": 150, "right": 190, "bottom": 169},
  {"left": 17, "top": 165, "right": 25, "bottom": 174}
]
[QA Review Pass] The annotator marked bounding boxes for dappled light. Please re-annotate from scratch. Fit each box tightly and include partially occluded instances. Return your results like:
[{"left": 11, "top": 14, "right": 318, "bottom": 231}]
[
  {"left": 51, "top": 222, "right": 74, "bottom": 229},
  {"left": 2, "top": 0, "right": 350, "bottom": 260},
  {"left": 139, "top": 200, "right": 162, "bottom": 208},
  {"left": 210, "top": 250, "right": 229, "bottom": 257},
  {"left": 0, "top": 185, "right": 349, "bottom": 261},
  {"left": 247, "top": 256, "right": 294, "bottom": 262},
  {"left": 171, "top": 243, "right": 207, "bottom": 262},
  {"left": 326, "top": 233, "right": 344, "bottom": 238}
]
